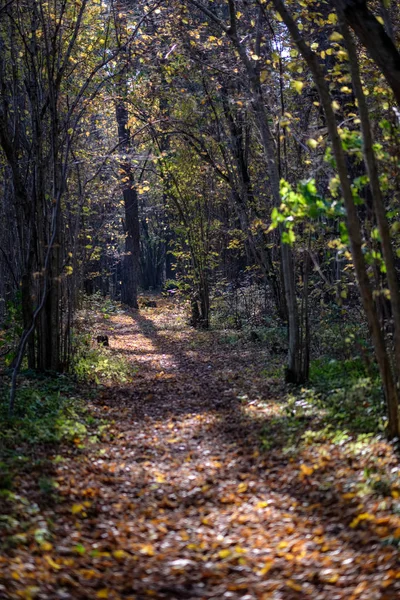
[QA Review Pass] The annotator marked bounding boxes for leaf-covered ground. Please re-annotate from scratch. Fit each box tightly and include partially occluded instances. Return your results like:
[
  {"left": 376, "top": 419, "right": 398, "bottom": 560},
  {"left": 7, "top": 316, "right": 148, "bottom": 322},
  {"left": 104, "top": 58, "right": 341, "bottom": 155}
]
[{"left": 2, "top": 299, "right": 400, "bottom": 599}]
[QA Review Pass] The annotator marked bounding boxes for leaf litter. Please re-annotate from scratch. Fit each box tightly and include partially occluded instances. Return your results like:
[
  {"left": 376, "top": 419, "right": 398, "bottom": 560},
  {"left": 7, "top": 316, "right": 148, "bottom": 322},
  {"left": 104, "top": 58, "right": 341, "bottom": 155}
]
[{"left": 1, "top": 299, "right": 400, "bottom": 599}]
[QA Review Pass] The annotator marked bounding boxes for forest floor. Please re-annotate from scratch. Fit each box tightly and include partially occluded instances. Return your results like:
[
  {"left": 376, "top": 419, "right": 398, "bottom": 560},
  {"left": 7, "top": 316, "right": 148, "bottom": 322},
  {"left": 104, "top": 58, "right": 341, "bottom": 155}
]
[{"left": 2, "top": 299, "right": 400, "bottom": 599}]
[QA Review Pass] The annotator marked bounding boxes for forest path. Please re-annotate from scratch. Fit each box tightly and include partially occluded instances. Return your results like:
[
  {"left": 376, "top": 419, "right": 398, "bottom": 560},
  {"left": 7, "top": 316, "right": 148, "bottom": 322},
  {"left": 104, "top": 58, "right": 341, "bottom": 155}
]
[{"left": 5, "top": 300, "right": 400, "bottom": 599}]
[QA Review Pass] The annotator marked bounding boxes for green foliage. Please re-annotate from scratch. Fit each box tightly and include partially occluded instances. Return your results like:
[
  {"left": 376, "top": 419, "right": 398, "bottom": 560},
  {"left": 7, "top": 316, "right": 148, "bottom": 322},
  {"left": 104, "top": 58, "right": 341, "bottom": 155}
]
[
  {"left": 38, "top": 476, "right": 59, "bottom": 497},
  {"left": 312, "top": 308, "right": 371, "bottom": 361},
  {"left": 218, "top": 331, "right": 242, "bottom": 346},
  {"left": 310, "top": 356, "right": 374, "bottom": 388},
  {"left": 321, "top": 377, "right": 385, "bottom": 433},
  {"left": 72, "top": 333, "right": 134, "bottom": 384},
  {"left": 308, "top": 357, "right": 384, "bottom": 433},
  {"left": 0, "top": 379, "right": 87, "bottom": 446},
  {"left": 269, "top": 178, "right": 345, "bottom": 243}
]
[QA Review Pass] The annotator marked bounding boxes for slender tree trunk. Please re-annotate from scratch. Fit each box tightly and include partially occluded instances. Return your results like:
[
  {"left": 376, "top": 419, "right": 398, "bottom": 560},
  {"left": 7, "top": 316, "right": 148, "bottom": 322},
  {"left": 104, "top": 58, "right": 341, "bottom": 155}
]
[{"left": 114, "top": 33, "right": 139, "bottom": 308}]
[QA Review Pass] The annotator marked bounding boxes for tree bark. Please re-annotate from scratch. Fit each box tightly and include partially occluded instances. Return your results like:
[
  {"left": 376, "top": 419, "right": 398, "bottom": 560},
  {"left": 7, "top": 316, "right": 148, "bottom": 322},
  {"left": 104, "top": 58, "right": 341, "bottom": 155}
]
[
  {"left": 114, "top": 3, "right": 140, "bottom": 309},
  {"left": 333, "top": 0, "right": 400, "bottom": 105}
]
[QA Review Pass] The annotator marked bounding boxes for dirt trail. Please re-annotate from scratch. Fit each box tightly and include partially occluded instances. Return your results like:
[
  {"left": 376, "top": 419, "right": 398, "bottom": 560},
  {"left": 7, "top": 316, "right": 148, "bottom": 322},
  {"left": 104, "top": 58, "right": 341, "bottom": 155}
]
[{"left": 3, "top": 301, "right": 400, "bottom": 599}]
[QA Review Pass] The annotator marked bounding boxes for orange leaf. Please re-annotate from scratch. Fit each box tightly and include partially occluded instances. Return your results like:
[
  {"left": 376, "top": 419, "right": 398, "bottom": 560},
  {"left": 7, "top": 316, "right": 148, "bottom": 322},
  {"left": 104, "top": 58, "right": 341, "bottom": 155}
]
[{"left": 300, "top": 464, "right": 313, "bottom": 476}]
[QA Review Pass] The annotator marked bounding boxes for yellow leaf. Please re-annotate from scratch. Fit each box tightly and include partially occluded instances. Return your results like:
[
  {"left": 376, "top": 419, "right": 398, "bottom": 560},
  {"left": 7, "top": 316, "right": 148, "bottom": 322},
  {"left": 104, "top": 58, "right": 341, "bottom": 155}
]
[
  {"left": 258, "top": 559, "right": 274, "bottom": 575},
  {"left": 376, "top": 16, "right": 384, "bottom": 25},
  {"left": 18, "top": 586, "right": 40, "bottom": 599},
  {"left": 327, "top": 13, "right": 337, "bottom": 24},
  {"left": 45, "top": 556, "right": 62, "bottom": 570},
  {"left": 80, "top": 569, "right": 97, "bottom": 580},
  {"left": 306, "top": 138, "right": 318, "bottom": 149},
  {"left": 113, "top": 550, "right": 128, "bottom": 560},
  {"left": 350, "top": 512, "right": 375, "bottom": 528},
  {"left": 96, "top": 590, "right": 109, "bottom": 599},
  {"left": 392, "top": 489, "right": 400, "bottom": 498},
  {"left": 300, "top": 464, "right": 313, "bottom": 476},
  {"left": 324, "top": 572, "right": 340, "bottom": 584},
  {"left": 237, "top": 482, "right": 248, "bottom": 493},
  {"left": 140, "top": 544, "right": 155, "bottom": 556},
  {"left": 286, "top": 580, "right": 302, "bottom": 592},
  {"left": 329, "top": 32, "right": 343, "bottom": 42},
  {"left": 218, "top": 549, "right": 231, "bottom": 559},
  {"left": 71, "top": 503, "right": 84, "bottom": 514},
  {"left": 332, "top": 100, "right": 340, "bottom": 112},
  {"left": 358, "top": 512, "right": 375, "bottom": 521},
  {"left": 292, "top": 80, "right": 304, "bottom": 94},
  {"left": 40, "top": 542, "right": 53, "bottom": 552}
]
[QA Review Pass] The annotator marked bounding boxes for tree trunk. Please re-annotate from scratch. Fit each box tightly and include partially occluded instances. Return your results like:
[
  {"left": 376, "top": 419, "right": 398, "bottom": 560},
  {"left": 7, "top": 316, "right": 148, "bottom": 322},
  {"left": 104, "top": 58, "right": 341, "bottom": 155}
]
[
  {"left": 115, "top": 98, "right": 139, "bottom": 309},
  {"left": 114, "top": 3, "right": 139, "bottom": 309},
  {"left": 333, "top": 0, "right": 400, "bottom": 105}
]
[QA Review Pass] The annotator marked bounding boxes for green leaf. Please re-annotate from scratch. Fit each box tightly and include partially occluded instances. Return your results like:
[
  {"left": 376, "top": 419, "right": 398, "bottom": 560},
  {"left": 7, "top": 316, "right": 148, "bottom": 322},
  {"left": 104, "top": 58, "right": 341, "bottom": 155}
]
[{"left": 282, "top": 229, "right": 295, "bottom": 244}]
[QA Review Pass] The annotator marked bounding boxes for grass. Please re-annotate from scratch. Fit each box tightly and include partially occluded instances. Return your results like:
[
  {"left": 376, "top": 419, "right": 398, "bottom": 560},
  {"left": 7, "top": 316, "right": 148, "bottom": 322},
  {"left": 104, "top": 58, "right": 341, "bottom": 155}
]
[
  {"left": 0, "top": 376, "right": 89, "bottom": 450},
  {"left": 72, "top": 336, "right": 134, "bottom": 384},
  {"left": 259, "top": 354, "right": 386, "bottom": 454}
]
